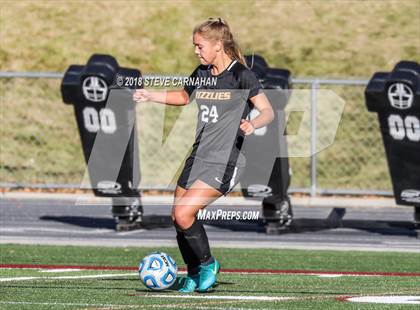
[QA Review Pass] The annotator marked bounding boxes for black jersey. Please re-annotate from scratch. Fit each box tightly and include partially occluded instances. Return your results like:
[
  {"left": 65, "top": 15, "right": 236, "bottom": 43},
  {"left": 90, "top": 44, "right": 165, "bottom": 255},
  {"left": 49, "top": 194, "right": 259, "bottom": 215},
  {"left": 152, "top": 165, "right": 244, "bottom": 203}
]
[{"left": 184, "top": 60, "right": 263, "bottom": 167}]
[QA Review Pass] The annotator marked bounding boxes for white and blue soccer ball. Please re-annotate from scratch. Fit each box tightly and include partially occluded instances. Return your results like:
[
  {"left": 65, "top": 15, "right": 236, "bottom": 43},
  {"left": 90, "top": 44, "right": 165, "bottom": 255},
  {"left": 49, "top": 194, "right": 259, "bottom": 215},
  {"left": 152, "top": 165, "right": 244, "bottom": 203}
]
[{"left": 138, "top": 252, "right": 177, "bottom": 290}]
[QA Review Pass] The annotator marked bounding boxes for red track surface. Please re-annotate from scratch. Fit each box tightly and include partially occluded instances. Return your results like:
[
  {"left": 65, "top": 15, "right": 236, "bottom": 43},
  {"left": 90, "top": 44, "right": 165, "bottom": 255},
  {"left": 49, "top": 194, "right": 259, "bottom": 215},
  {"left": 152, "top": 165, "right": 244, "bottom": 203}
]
[{"left": 1, "top": 264, "right": 420, "bottom": 277}]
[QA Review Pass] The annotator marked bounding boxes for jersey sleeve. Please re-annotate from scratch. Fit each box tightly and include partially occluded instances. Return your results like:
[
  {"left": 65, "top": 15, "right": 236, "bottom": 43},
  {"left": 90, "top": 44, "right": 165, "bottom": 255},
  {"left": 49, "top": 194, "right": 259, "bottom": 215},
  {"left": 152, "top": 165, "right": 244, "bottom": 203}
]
[
  {"left": 183, "top": 66, "right": 200, "bottom": 97},
  {"left": 240, "top": 69, "right": 263, "bottom": 99}
]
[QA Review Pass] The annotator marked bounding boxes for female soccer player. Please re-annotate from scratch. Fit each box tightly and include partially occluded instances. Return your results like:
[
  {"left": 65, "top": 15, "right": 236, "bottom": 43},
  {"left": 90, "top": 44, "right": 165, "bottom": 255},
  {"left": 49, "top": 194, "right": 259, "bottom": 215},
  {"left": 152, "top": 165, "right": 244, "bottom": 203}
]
[{"left": 133, "top": 18, "right": 274, "bottom": 293}]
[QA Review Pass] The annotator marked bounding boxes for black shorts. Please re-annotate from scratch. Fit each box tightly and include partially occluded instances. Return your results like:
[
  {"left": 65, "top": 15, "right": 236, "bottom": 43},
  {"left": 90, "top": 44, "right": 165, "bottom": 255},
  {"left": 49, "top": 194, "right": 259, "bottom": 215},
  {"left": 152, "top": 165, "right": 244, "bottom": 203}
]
[{"left": 177, "top": 156, "right": 244, "bottom": 196}]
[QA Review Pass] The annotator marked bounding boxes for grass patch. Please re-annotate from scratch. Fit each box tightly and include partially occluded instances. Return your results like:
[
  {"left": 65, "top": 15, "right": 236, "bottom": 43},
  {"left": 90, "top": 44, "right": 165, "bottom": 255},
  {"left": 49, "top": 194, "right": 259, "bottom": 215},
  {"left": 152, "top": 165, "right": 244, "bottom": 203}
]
[
  {"left": 1, "top": 244, "right": 419, "bottom": 273},
  {"left": 0, "top": 244, "right": 419, "bottom": 309}
]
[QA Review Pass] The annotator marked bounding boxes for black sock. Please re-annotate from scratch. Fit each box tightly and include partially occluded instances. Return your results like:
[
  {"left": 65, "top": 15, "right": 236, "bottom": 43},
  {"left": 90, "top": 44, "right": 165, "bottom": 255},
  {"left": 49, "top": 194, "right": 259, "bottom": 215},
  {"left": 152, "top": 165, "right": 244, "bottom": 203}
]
[
  {"left": 202, "top": 256, "right": 215, "bottom": 266},
  {"left": 182, "top": 219, "right": 212, "bottom": 264},
  {"left": 174, "top": 222, "right": 200, "bottom": 276}
]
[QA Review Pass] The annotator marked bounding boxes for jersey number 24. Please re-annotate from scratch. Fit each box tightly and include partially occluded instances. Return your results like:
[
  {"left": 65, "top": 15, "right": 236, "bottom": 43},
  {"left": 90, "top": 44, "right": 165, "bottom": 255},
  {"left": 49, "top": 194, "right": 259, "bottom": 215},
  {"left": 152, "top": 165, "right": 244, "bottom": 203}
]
[{"left": 200, "top": 105, "right": 219, "bottom": 123}]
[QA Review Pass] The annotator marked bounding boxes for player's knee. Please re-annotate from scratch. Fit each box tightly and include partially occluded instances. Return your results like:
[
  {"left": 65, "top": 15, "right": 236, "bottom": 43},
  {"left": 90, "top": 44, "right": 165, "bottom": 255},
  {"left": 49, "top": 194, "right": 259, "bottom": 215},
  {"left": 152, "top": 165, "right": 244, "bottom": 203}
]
[{"left": 173, "top": 206, "right": 193, "bottom": 230}]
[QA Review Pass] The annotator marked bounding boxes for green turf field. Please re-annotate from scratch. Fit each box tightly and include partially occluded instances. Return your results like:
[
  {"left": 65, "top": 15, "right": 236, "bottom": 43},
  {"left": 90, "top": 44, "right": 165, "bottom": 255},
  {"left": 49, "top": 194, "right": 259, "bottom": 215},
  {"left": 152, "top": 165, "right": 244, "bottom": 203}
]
[{"left": 1, "top": 244, "right": 419, "bottom": 309}]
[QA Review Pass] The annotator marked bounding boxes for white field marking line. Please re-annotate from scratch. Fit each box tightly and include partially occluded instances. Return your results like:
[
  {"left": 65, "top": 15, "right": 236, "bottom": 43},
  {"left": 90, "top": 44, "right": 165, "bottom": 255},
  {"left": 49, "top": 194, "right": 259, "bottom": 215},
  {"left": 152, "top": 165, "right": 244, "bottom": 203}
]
[
  {"left": 141, "top": 294, "right": 294, "bottom": 301},
  {"left": 0, "top": 265, "right": 389, "bottom": 277},
  {"left": 0, "top": 302, "right": 276, "bottom": 310},
  {"left": 117, "top": 229, "right": 147, "bottom": 236},
  {"left": 0, "top": 227, "right": 114, "bottom": 234},
  {"left": 185, "top": 308, "right": 277, "bottom": 310},
  {"left": 40, "top": 269, "right": 82, "bottom": 273},
  {"left": 3, "top": 265, "right": 399, "bottom": 278},
  {"left": 0, "top": 272, "right": 136, "bottom": 282},
  {"left": 347, "top": 296, "right": 420, "bottom": 304},
  {"left": 0, "top": 301, "right": 137, "bottom": 308},
  {"left": 2, "top": 265, "right": 407, "bottom": 278},
  {"left": 0, "top": 267, "right": 186, "bottom": 274},
  {"left": 150, "top": 306, "right": 280, "bottom": 310},
  {"left": 220, "top": 271, "right": 377, "bottom": 277}
]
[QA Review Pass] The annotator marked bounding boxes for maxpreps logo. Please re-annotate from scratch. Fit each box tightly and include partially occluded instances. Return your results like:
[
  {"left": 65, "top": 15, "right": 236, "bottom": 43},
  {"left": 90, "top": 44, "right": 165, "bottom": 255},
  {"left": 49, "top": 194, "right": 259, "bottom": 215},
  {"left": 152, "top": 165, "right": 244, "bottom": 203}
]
[
  {"left": 197, "top": 209, "right": 260, "bottom": 221},
  {"left": 196, "top": 91, "right": 231, "bottom": 100}
]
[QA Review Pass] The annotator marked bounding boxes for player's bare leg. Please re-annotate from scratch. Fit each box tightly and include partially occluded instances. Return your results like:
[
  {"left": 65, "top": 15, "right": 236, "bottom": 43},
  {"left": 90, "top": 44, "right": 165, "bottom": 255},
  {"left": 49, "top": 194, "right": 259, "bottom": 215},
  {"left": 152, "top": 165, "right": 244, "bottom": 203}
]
[
  {"left": 172, "top": 186, "right": 187, "bottom": 221},
  {"left": 172, "top": 185, "right": 204, "bottom": 292},
  {"left": 173, "top": 180, "right": 222, "bottom": 292},
  {"left": 173, "top": 180, "right": 222, "bottom": 230}
]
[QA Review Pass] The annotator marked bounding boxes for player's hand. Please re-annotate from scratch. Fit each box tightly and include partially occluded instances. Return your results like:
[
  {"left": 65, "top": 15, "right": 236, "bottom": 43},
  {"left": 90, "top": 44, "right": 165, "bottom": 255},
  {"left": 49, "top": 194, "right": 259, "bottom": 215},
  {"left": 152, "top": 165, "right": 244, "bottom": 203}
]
[
  {"left": 133, "top": 89, "right": 151, "bottom": 103},
  {"left": 240, "top": 119, "right": 255, "bottom": 136}
]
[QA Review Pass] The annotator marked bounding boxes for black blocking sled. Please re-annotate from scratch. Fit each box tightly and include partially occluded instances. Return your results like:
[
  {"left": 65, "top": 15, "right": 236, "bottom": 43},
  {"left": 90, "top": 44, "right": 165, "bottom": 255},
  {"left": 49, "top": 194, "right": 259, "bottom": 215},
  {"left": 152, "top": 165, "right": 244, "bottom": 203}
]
[
  {"left": 242, "top": 54, "right": 293, "bottom": 233},
  {"left": 365, "top": 61, "right": 420, "bottom": 228},
  {"left": 61, "top": 54, "right": 143, "bottom": 231}
]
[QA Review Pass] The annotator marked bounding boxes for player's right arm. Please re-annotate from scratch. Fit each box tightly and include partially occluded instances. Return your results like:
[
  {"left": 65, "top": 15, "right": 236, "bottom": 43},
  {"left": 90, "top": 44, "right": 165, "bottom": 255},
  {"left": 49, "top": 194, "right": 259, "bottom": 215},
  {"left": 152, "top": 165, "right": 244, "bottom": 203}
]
[
  {"left": 133, "top": 89, "right": 189, "bottom": 106},
  {"left": 134, "top": 66, "right": 200, "bottom": 106}
]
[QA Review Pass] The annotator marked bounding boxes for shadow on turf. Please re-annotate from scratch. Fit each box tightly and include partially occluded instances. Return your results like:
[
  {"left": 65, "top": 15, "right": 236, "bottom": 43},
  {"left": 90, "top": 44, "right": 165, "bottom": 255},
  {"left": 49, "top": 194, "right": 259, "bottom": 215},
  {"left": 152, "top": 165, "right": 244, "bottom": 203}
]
[
  {"left": 3, "top": 284, "right": 349, "bottom": 296},
  {"left": 135, "top": 279, "right": 232, "bottom": 293},
  {"left": 205, "top": 218, "right": 418, "bottom": 237},
  {"left": 39, "top": 215, "right": 174, "bottom": 230},
  {"left": 40, "top": 214, "right": 418, "bottom": 237},
  {"left": 291, "top": 218, "right": 417, "bottom": 237}
]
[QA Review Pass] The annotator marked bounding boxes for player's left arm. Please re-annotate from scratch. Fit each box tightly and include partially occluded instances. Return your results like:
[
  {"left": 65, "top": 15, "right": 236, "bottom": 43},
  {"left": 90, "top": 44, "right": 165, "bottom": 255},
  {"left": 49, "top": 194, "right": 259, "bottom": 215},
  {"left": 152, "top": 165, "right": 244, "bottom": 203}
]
[{"left": 240, "top": 93, "right": 274, "bottom": 135}]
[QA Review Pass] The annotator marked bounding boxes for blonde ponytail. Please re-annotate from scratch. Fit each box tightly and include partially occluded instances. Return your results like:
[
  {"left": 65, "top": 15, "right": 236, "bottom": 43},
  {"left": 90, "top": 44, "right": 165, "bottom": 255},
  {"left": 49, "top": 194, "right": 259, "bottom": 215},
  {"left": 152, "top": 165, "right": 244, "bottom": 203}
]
[{"left": 193, "top": 18, "right": 247, "bottom": 66}]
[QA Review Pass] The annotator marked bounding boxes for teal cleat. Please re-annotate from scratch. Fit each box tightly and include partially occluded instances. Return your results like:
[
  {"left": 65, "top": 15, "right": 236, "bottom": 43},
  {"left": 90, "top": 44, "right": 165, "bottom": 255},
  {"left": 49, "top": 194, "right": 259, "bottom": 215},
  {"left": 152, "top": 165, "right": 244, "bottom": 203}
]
[
  {"left": 197, "top": 259, "right": 220, "bottom": 292},
  {"left": 178, "top": 274, "right": 200, "bottom": 293}
]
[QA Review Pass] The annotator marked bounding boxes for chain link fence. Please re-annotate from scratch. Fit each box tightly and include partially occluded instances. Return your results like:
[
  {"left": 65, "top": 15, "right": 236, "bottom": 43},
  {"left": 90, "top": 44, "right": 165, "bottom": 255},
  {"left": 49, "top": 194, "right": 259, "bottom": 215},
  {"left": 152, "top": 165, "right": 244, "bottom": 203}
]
[
  {"left": 0, "top": 73, "right": 392, "bottom": 195},
  {"left": 312, "top": 83, "right": 392, "bottom": 193}
]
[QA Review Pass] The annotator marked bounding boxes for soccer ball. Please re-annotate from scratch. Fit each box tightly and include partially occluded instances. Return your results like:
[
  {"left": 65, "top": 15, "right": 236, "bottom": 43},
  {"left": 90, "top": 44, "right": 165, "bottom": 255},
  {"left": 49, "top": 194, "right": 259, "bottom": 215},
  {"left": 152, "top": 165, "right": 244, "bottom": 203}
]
[{"left": 138, "top": 252, "right": 177, "bottom": 290}]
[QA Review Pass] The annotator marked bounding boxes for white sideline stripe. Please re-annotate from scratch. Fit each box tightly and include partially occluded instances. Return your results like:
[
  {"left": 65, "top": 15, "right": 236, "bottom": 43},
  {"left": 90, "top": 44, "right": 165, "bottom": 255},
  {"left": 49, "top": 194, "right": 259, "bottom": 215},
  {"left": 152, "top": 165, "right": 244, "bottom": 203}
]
[
  {"left": 40, "top": 269, "right": 82, "bottom": 273},
  {"left": 347, "top": 296, "right": 420, "bottom": 304},
  {"left": 0, "top": 267, "right": 377, "bottom": 277},
  {"left": 2, "top": 192, "right": 405, "bottom": 208},
  {"left": 317, "top": 274, "right": 343, "bottom": 278},
  {"left": 0, "top": 302, "right": 275, "bottom": 310},
  {"left": 0, "top": 301, "right": 137, "bottom": 308},
  {"left": 183, "top": 308, "right": 276, "bottom": 310},
  {"left": 0, "top": 272, "right": 135, "bottom": 282},
  {"left": 117, "top": 229, "right": 147, "bottom": 236},
  {"left": 1, "top": 267, "right": 187, "bottom": 274},
  {"left": 0, "top": 227, "right": 114, "bottom": 234},
  {"left": 143, "top": 294, "right": 294, "bottom": 301},
  {"left": 2, "top": 237, "right": 419, "bottom": 252}
]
